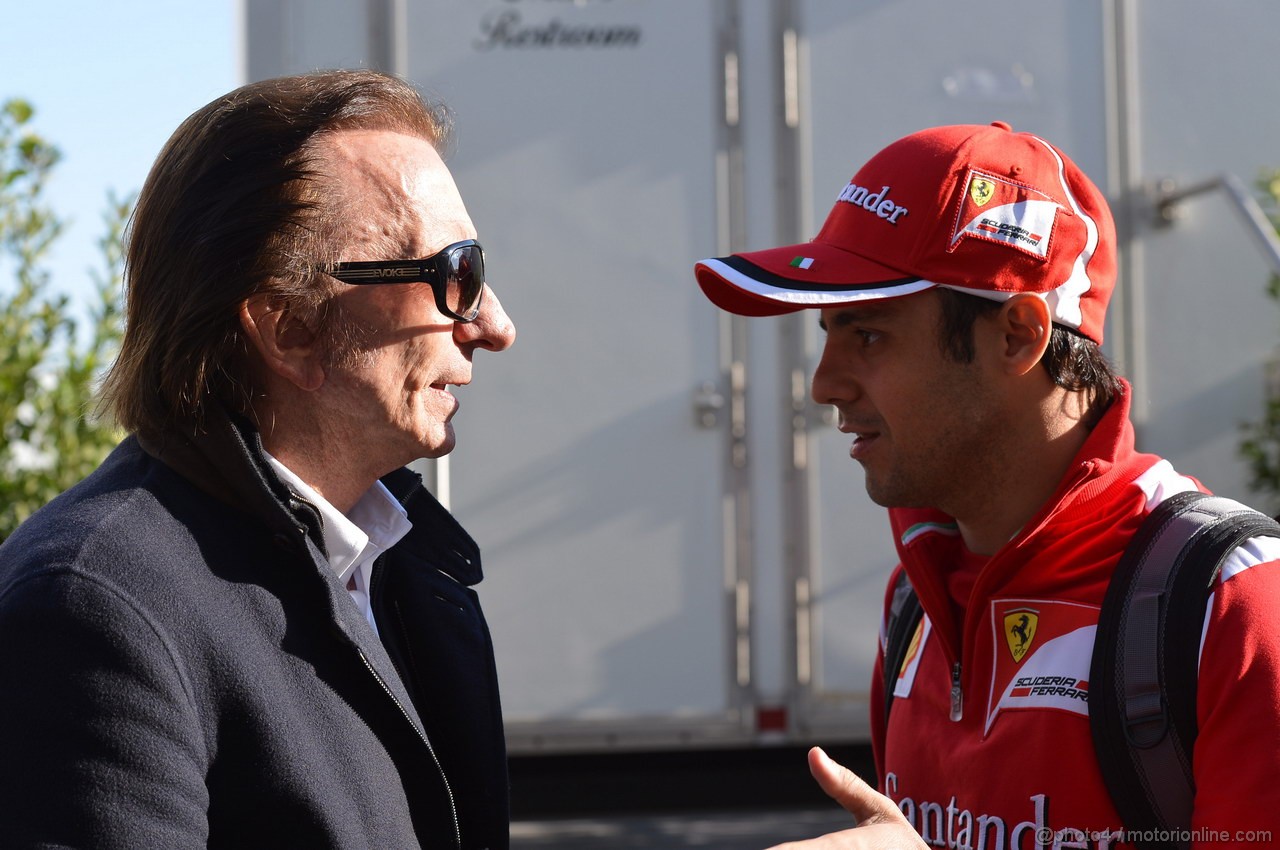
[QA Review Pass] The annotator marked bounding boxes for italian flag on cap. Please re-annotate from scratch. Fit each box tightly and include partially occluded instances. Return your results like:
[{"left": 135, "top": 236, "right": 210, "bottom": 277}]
[{"left": 790, "top": 256, "right": 814, "bottom": 270}]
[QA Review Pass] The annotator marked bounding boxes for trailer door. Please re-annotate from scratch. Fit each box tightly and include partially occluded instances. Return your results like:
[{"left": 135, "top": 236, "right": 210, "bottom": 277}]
[{"left": 404, "top": 0, "right": 753, "bottom": 751}]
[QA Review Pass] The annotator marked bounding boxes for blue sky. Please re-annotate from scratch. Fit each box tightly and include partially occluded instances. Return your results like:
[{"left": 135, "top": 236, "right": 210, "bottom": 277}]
[{"left": 4, "top": 1, "right": 240, "bottom": 326}]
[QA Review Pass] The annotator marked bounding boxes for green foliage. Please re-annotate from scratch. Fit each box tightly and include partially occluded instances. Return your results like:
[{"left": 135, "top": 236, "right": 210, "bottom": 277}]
[
  {"left": 1239, "top": 168, "right": 1280, "bottom": 515},
  {"left": 0, "top": 99, "right": 128, "bottom": 541}
]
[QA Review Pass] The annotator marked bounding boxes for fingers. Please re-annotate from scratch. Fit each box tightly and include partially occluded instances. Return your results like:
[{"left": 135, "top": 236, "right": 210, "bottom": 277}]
[
  {"left": 764, "top": 749, "right": 927, "bottom": 849},
  {"left": 807, "top": 747, "right": 900, "bottom": 826},
  {"left": 764, "top": 750, "right": 927, "bottom": 850}
]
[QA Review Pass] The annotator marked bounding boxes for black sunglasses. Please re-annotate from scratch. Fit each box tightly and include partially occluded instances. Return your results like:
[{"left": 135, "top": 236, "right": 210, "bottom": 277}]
[{"left": 325, "top": 239, "right": 486, "bottom": 323}]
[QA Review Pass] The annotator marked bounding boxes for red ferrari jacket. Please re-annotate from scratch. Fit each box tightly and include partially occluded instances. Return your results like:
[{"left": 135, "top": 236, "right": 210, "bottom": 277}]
[{"left": 871, "top": 385, "right": 1280, "bottom": 849}]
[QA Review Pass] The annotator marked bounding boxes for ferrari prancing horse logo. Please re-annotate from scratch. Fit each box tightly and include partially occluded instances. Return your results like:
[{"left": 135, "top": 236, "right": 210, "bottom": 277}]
[
  {"left": 1003, "top": 608, "right": 1038, "bottom": 663},
  {"left": 969, "top": 176, "right": 996, "bottom": 207}
]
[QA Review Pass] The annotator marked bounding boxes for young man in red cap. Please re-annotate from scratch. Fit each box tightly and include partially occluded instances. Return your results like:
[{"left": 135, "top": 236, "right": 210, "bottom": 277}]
[{"left": 695, "top": 123, "right": 1280, "bottom": 848}]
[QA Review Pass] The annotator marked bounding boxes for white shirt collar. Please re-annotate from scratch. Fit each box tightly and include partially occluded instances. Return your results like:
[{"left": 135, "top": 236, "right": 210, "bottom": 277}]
[{"left": 263, "top": 453, "right": 413, "bottom": 586}]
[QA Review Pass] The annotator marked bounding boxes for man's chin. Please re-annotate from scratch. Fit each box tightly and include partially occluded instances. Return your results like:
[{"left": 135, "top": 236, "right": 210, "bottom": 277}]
[
  {"left": 419, "top": 425, "right": 456, "bottom": 460},
  {"left": 865, "top": 483, "right": 935, "bottom": 512},
  {"left": 863, "top": 476, "right": 916, "bottom": 510},
  {"left": 865, "top": 486, "right": 894, "bottom": 509}
]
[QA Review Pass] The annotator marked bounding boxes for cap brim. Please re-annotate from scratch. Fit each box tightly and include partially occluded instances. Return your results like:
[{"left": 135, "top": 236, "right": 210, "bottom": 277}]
[{"left": 695, "top": 241, "right": 937, "bottom": 317}]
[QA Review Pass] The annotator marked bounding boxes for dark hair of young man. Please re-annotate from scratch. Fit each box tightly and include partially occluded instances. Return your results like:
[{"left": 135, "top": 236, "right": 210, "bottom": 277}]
[{"left": 934, "top": 287, "right": 1122, "bottom": 423}]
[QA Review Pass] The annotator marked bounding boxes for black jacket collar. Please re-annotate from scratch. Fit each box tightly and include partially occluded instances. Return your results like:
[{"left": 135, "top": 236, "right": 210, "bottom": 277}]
[{"left": 135, "top": 406, "right": 483, "bottom": 587}]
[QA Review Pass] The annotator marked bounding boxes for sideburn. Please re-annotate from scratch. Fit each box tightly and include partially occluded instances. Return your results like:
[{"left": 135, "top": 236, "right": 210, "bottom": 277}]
[{"left": 318, "top": 298, "right": 379, "bottom": 369}]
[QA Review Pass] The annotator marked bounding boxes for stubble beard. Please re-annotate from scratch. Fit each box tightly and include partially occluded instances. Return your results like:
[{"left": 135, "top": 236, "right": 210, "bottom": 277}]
[{"left": 861, "top": 370, "right": 1002, "bottom": 516}]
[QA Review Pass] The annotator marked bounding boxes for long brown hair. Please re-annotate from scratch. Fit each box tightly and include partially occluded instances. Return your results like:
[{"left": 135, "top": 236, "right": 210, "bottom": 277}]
[{"left": 99, "top": 69, "right": 451, "bottom": 435}]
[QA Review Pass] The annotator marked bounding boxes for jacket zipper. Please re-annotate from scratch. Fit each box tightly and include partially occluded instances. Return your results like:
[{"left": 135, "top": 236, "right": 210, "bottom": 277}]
[
  {"left": 286, "top": 479, "right": 461, "bottom": 843},
  {"left": 366, "top": 549, "right": 461, "bottom": 848},
  {"left": 950, "top": 661, "right": 963, "bottom": 721},
  {"left": 942, "top": 465, "right": 1094, "bottom": 725},
  {"left": 357, "top": 648, "right": 462, "bottom": 849}
]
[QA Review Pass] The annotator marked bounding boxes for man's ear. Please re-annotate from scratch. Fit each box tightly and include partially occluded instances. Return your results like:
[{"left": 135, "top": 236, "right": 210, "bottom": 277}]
[
  {"left": 239, "top": 294, "right": 326, "bottom": 392},
  {"left": 995, "top": 294, "right": 1053, "bottom": 377}
]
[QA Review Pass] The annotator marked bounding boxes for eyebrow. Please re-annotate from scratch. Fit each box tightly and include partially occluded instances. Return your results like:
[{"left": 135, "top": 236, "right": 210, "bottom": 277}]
[{"left": 817, "top": 303, "right": 896, "bottom": 332}]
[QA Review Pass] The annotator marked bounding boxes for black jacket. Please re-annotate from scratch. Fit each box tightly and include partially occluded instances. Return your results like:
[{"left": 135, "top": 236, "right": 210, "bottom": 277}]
[{"left": 0, "top": 410, "right": 509, "bottom": 849}]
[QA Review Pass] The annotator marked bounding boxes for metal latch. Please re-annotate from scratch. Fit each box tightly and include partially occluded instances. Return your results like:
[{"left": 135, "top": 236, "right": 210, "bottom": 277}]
[{"left": 693, "top": 381, "right": 726, "bottom": 428}]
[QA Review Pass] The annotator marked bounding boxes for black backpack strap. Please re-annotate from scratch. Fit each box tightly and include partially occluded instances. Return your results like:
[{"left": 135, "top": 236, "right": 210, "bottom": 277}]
[
  {"left": 882, "top": 569, "right": 924, "bottom": 726},
  {"left": 1090, "top": 490, "right": 1280, "bottom": 848}
]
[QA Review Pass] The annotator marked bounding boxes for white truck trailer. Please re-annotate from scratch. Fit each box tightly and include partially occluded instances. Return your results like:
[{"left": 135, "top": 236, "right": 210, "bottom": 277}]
[{"left": 245, "top": 0, "right": 1280, "bottom": 756}]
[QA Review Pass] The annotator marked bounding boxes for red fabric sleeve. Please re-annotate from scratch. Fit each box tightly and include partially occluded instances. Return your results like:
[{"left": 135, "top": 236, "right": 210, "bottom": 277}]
[{"left": 1192, "top": 557, "right": 1280, "bottom": 845}]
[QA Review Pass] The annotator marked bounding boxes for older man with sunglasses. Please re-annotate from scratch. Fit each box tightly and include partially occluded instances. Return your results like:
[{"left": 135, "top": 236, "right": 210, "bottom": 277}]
[{"left": 0, "top": 71, "right": 515, "bottom": 849}]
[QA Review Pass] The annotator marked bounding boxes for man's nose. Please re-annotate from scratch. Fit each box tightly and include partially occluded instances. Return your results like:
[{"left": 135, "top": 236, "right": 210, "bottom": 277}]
[
  {"left": 456, "top": 285, "right": 516, "bottom": 351},
  {"left": 810, "top": 345, "right": 855, "bottom": 407}
]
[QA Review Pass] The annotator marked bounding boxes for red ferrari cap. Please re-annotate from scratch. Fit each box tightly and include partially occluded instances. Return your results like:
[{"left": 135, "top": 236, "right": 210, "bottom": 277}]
[{"left": 694, "top": 122, "right": 1116, "bottom": 344}]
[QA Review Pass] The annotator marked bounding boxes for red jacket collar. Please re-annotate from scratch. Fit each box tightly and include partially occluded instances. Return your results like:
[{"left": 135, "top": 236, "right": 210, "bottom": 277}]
[{"left": 886, "top": 380, "right": 1163, "bottom": 661}]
